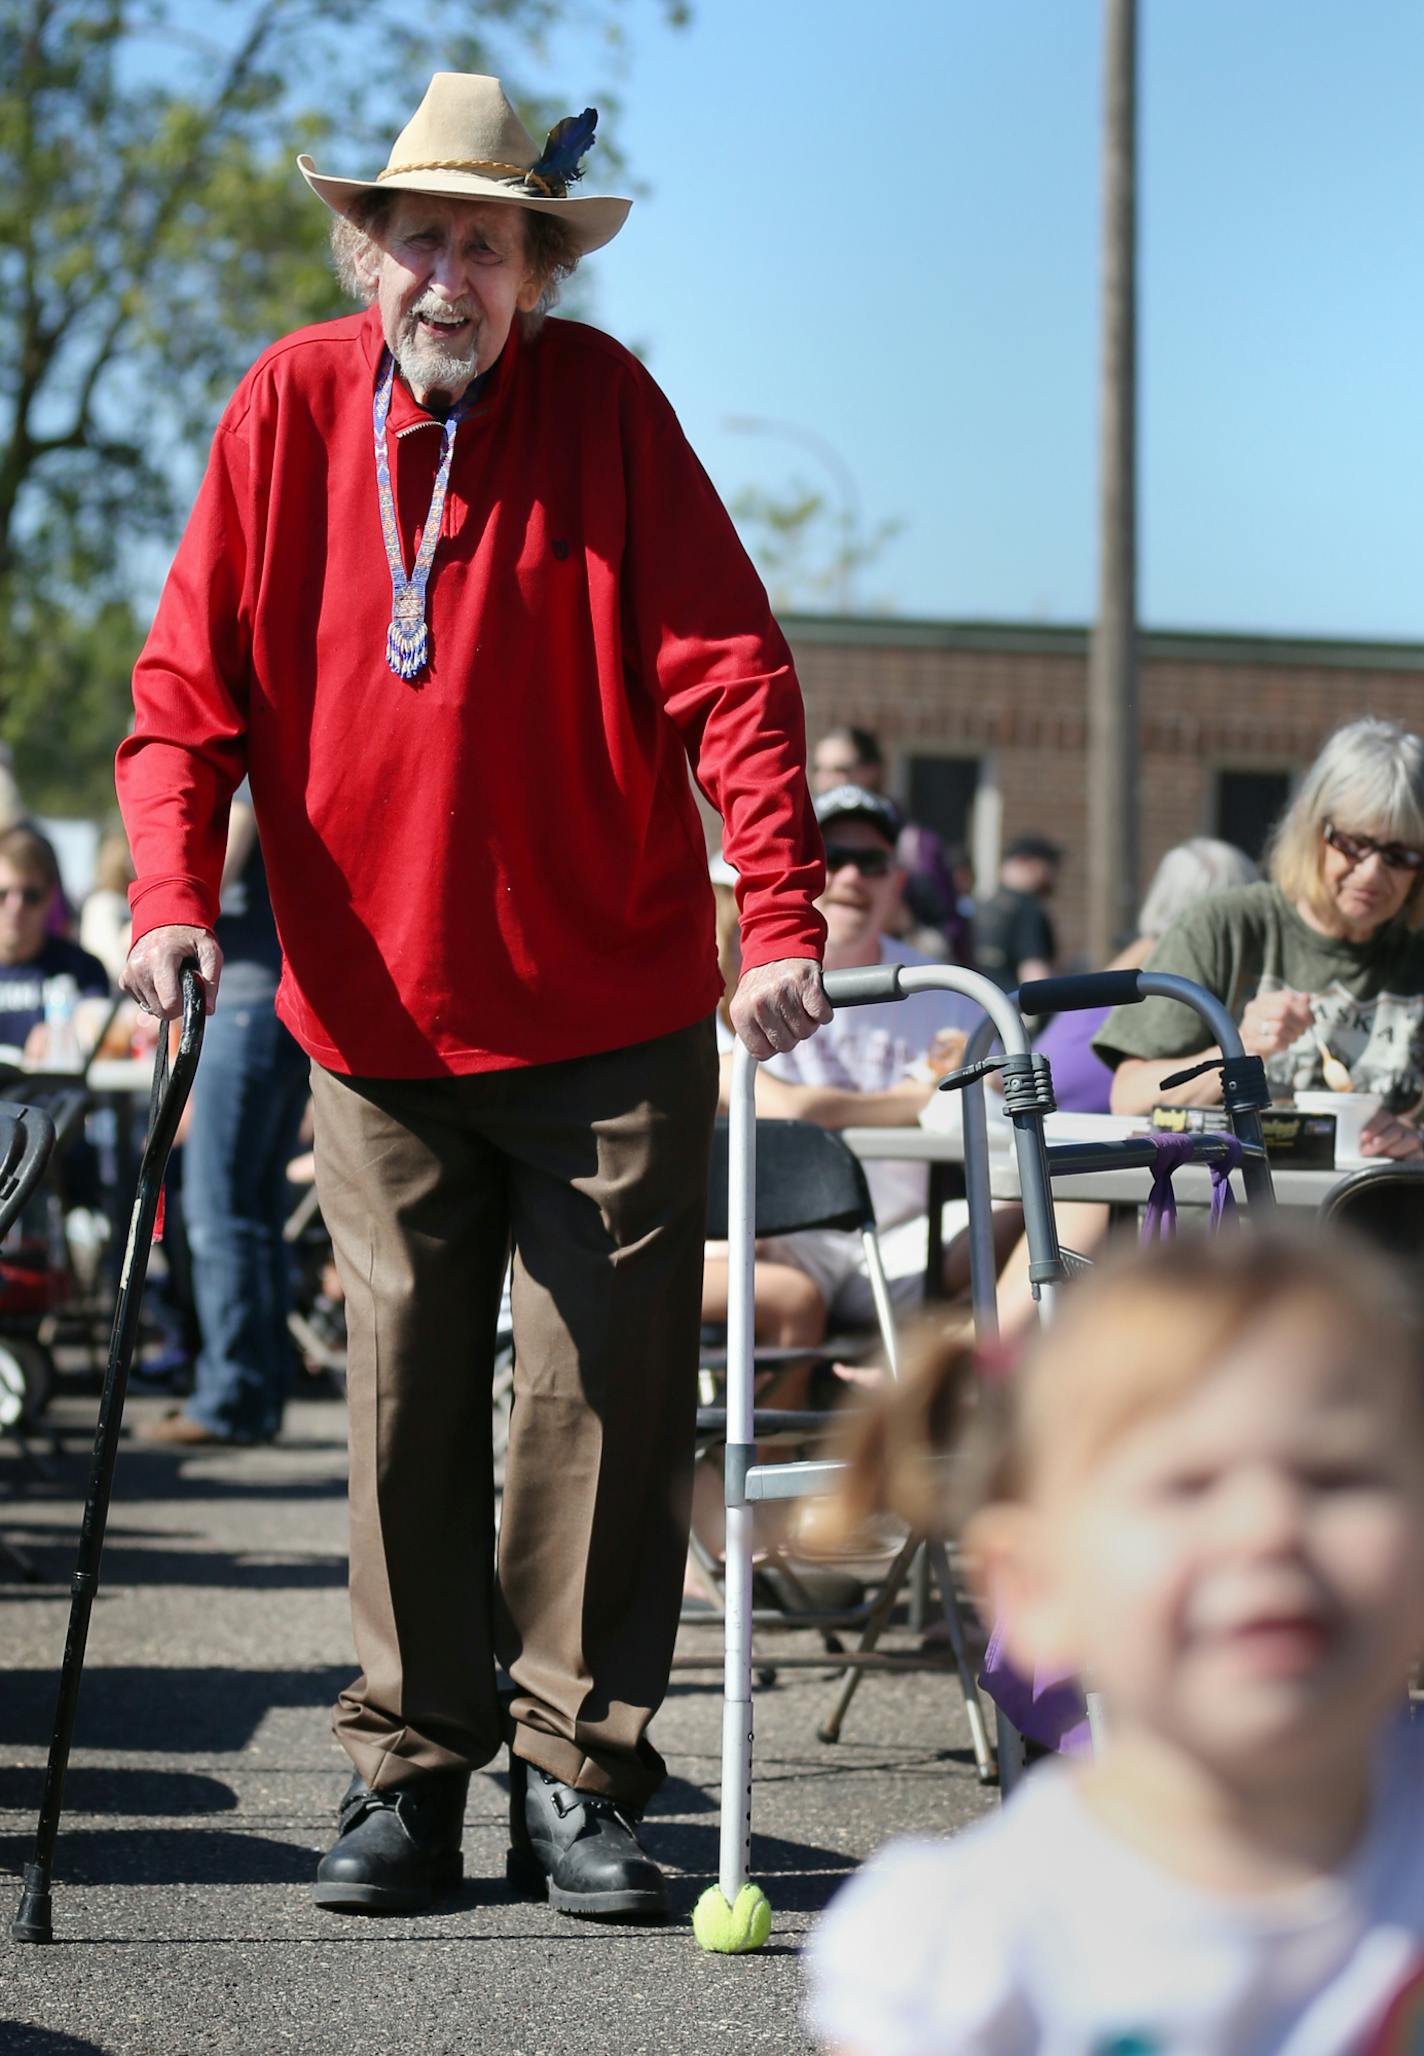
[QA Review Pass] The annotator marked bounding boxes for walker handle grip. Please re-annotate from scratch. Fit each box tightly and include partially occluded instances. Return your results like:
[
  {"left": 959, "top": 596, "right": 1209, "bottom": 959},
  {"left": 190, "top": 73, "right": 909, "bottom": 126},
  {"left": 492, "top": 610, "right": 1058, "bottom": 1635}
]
[
  {"left": 1017, "top": 970, "right": 1144, "bottom": 1013},
  {"left": 821, "top": 966, "right": 904, "bottom": 1008}
]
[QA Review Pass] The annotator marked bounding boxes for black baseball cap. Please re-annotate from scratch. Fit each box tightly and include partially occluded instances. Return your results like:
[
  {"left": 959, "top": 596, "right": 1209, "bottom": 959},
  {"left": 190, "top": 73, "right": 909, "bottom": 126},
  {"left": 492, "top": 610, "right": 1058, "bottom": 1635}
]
[
  {"left": 813, "top": 785, "right": 902, "bottom": 844},
  {"left": 1004, "top": 832, "right": 1062, "bottom": 863}
]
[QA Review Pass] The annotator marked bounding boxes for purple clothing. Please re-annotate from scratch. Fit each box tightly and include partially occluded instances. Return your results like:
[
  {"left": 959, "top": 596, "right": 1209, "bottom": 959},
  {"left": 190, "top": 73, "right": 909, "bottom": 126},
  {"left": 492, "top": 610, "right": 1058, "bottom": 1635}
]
[
  {"left": 1034, "top": 1003, "right": 1114, "bottom": 1114},
  {"left": 979, "top": 1616, "right": 1093, "bottom": 1755}
]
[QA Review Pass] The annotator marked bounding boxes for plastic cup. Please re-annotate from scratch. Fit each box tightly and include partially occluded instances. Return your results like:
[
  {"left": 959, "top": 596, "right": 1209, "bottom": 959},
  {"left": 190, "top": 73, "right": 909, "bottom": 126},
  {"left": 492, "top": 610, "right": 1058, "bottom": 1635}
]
[{"left": 1294, "top": 1089, "right": 1383, "bottom": 1162}]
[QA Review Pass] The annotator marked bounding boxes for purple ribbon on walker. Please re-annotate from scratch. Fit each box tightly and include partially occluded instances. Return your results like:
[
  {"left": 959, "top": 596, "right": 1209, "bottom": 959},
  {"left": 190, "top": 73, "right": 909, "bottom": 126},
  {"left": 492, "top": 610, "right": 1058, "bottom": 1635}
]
[{"left": 1140, "top": 1130, "right": 1243, "bottom": 1241}]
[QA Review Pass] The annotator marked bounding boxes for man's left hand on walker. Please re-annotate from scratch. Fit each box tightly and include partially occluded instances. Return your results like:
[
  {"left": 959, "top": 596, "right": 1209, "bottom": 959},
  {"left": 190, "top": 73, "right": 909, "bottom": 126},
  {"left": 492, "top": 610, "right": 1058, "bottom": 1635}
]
[
  {"left": 730, "top": 957, "right": 831, "bottom": 1059},
  {"left": 1359, "top": 1108, "right": 1424, "bottom": 1160}
]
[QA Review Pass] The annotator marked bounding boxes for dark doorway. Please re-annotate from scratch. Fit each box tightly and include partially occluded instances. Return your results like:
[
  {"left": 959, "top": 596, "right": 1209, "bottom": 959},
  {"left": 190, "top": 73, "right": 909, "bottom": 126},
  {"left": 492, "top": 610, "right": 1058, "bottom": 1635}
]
[
  {"left": 1214, "top": 768, "right": 1293, "bottom": 865},
  {"left": 905, "top": 754, "right": 981, "bottom": 848}
]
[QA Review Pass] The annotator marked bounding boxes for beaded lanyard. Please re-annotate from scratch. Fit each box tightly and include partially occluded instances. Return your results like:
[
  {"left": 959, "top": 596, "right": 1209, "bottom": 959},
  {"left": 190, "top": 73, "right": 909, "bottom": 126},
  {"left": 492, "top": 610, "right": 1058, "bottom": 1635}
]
[{"left": 371, "top": 350, "right": 474, "bottom": 681}]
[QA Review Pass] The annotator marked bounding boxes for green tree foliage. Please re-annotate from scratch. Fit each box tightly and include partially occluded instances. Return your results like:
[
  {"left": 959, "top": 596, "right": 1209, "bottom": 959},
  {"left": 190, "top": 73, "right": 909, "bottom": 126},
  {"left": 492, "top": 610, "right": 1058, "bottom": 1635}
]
[
  {"left": 0, "top": 0, "right": 684, "bottom": 815},
  {"left": 730, "top": 480, "right": 903, "bottom": 618}
]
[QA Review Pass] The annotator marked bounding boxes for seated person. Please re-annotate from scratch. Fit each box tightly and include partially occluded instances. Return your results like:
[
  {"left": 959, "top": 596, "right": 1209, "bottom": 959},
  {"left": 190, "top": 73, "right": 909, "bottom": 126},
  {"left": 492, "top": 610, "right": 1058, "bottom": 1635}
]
[
  {"left": 1097, "top": 716, "right": 1424, "bottom": 1161},
  {"left": 719, "top": 784, "right": 984, "bottom": 1329},
  {"left": 0, "top": 825, "right": 108, "bottom": 1058}
]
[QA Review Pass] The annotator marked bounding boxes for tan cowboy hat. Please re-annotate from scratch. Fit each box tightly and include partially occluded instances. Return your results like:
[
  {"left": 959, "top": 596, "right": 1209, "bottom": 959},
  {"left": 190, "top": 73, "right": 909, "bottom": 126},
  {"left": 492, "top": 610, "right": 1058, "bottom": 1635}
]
[{"left": 298, "top": 72, "right": 631, "bottom": 256}]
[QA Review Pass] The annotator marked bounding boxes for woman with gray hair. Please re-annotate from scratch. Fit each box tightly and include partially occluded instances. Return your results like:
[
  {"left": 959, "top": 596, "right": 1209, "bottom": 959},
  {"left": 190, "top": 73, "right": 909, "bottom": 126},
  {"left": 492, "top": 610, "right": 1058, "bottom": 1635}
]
[
  {"left": 1033, "top": 836, "right": 1260, "bottom": 1117},
  {"left": 1099, "top": 716, "right": 1424, "bottom": 1158}
]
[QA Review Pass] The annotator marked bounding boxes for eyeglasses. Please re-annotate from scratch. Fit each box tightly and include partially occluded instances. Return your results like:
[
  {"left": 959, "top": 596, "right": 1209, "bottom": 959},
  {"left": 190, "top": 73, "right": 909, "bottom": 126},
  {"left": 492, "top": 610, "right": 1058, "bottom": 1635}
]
[
  {"left": 823, "top": 845, "right": 892, "bottom": 879},
  {"left": 0, "top": 885, "right": 46, "bottom": 907},
  {"left": 1322, "top": 822, "right": 1424, "bottom": 874}
]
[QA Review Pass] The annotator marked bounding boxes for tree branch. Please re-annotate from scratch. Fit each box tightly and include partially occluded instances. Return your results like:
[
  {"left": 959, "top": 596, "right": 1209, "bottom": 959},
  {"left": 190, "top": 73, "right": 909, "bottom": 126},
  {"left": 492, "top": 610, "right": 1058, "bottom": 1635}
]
[{"left": 58, "top": 0, "right": 297, "bottom": 445}]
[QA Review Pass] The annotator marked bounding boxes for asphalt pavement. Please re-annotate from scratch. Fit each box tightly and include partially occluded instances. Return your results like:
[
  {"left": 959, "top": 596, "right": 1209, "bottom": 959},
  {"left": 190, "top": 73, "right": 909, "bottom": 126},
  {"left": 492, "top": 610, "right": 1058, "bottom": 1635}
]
[{"left": 1, "top": 1384, "right": 996, "bottom": 2056}]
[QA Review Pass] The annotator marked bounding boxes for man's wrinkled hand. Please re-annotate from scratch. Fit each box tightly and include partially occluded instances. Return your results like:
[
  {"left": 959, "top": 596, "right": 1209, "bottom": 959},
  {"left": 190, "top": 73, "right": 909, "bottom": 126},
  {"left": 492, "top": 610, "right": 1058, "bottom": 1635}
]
[
  {"left": 122, "top": 925, "right": 223, "bottom": 1019},
  {"left": 729, "top": 957, "right": 831, "bottom": 1060}
]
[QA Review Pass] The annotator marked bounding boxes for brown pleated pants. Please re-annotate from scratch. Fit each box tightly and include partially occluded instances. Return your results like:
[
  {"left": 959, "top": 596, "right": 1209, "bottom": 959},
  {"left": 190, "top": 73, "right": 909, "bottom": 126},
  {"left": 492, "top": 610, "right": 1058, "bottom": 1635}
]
[{"left": 309, "top": 1017, "right": 717, "bottom": 1811}]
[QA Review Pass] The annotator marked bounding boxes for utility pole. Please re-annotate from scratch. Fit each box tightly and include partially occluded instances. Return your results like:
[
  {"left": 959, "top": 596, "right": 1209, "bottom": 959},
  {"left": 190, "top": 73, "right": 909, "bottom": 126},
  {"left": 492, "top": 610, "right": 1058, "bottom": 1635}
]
[{"left": 1087, "top": 0, "right": 1140, "bottom": 961}]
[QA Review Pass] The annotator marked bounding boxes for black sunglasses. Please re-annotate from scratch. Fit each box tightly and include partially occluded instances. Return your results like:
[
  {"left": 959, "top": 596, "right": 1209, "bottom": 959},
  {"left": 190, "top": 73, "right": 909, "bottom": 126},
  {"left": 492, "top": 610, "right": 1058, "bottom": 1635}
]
[
  {"left": 823, "top": 844, "right": 892, "bottom": 879},
  {"left": 1322, "top": 821, "right": 1424, "bottom": 874}
]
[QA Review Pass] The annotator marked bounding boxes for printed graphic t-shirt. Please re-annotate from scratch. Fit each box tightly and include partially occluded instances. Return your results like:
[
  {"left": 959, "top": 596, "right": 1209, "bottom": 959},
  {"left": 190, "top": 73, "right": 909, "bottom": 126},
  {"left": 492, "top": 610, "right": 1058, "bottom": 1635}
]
[
  {"left": 1093, "top": 882, "right": 1424, "bottom": 1111},
  {"left": 0, "top": 936, "right": 109, "bottom": 1053}
]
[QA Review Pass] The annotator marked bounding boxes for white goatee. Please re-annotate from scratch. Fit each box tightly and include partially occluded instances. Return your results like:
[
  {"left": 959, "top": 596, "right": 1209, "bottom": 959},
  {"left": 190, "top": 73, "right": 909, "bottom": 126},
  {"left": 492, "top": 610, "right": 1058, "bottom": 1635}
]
[{"left": 397, "top": 302, "right": 480, "bottom": 399}]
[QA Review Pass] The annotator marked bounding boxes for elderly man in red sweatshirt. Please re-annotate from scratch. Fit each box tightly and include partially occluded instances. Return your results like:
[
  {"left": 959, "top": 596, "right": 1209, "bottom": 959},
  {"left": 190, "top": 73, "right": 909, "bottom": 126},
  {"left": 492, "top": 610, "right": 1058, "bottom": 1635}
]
[{"left": 117, "top": 73, "right": 827, "bottom": 1921}]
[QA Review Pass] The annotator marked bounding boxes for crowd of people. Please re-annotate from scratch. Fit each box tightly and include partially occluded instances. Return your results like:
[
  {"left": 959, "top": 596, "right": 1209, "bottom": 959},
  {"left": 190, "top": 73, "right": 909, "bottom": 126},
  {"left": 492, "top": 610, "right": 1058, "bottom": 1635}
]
[{"left": 6, "top": 61, "right": 1424, "bottom": 2051}]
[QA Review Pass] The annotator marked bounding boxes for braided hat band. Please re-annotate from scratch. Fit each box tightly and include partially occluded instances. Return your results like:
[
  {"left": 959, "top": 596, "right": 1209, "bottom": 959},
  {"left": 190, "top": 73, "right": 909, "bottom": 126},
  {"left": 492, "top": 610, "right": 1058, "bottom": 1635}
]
[
  {"left": 298, "top": 72, "right": 631, "bottom": 255},
  {"left": 378, "top": 158, "right": 559, "bottom": 198}
]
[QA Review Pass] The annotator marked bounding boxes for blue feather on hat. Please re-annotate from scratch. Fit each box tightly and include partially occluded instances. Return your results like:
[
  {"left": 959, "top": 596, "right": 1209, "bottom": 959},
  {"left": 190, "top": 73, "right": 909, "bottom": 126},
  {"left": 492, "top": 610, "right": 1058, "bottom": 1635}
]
[{"left": 528, "top": 108, "right": 597, "bottom": 195}]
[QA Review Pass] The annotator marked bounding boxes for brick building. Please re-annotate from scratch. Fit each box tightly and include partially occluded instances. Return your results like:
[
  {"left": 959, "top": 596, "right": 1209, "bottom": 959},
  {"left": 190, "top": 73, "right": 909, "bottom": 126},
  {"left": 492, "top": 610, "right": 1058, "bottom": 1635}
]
[{"left": 780, "top": 614, "right": 1424, "bottom": 965}]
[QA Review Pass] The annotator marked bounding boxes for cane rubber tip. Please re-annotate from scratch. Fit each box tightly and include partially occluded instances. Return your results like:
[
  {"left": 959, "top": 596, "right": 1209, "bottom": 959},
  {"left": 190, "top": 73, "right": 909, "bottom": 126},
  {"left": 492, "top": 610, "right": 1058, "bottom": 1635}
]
[
  {"left": 692, "top": 1882, "right": 772, "bottom": 1953},
  {"left": 13, "top": 1887, "right": 53, "bottom": 1944}
]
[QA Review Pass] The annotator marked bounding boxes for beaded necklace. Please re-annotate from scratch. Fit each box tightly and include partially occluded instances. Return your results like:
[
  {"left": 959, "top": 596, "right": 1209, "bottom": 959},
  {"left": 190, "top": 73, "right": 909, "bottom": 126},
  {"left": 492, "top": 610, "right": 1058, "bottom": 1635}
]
[{"left": 371, "top": 349, "right": 477, "bottom": 681}]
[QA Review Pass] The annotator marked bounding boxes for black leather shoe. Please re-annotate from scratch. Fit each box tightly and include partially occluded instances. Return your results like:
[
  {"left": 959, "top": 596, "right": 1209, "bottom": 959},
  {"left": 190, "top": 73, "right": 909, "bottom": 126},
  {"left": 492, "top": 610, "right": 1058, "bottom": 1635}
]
[
  {"left": 506, "top": 1757, "right": 667, "bottom": 1919},
  {"left": 313, "top": 1769, "right": 468, "bottom": 1914}
]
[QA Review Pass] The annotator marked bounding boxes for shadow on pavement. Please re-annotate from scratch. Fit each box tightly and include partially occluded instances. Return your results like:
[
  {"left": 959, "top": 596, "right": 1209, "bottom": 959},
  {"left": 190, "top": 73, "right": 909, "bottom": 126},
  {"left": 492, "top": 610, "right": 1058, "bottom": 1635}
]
[
  {"left": 0, "top": 1665, "right": 351, "bottom": 1753},
  {"left": 649, "top": 1822, "right": 854, "bottom": 1915},
  {"left": 0, "top": 2026, "right": 110, "bottom": 2055},
  {"left": 0, "top": 1826, "right": 312, "bottom": 1886},
  {"left": 0, "top": 1768, "right": 237, "bottom": 1816},
  {"left": 0, "top": 1534, "right": 347, "bottom": 1590},
  {"left": 645, "top": 1773, "right": 717, "bottom": 1815},
  {"left": 2, "top": 1443, "right": 348, "bottom": 1510}
]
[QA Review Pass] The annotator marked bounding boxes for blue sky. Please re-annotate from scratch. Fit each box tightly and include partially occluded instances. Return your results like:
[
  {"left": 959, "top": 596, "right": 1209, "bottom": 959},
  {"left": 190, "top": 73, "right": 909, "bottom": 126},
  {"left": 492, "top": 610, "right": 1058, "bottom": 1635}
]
[
  {"left": 173, "top": 1, "right": 1423, "bottom": 638},
  {"left": 529, "top": 0, "right": 1423, "bottom": 638}
]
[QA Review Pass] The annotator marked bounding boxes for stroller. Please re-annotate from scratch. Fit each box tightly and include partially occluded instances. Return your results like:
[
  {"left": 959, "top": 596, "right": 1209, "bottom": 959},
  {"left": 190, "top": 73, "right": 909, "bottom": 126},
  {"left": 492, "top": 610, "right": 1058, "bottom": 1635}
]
[{"left": 0, "top": 1064, "right": 94, "bottom": 1444}]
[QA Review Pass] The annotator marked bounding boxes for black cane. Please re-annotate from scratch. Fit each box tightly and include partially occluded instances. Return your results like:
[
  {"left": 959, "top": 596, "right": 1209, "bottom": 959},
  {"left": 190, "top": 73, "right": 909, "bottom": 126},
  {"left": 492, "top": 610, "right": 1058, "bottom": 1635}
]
[{"left": 13, "top": 965, "right": 206, "bottom": 1944}]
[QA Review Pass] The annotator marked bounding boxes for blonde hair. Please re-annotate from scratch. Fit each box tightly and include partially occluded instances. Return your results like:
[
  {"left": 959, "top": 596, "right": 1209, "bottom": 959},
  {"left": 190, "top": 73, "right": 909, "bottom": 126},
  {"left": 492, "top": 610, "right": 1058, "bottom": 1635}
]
[
  {"left": 826, "top": 1228, "right": 1424, "bottom": 1540},
  {"left": 91, "top": 833, "right": 135, "bottom": 897},
  {"left": 1268, "top": 717, "right": 1424, "bottom": 930}
]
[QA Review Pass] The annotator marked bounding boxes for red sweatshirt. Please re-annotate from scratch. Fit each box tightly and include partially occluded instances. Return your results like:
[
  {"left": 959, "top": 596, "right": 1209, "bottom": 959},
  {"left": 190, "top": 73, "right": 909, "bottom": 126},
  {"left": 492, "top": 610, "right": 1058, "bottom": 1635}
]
[{"left": 118, "top": 307, "right": 826, "bottom": 1076}]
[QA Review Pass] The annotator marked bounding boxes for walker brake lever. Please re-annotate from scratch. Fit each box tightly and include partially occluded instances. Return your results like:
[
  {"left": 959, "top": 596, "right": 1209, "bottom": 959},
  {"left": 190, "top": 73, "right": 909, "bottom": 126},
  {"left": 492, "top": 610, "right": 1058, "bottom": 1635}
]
[
  {"left": 1158, "top": 1057, "right": 1222, "bottom": 1092},
  {"left": 935, "top": 1057, "right": 1005, "bottom": 1094},
  {"left": 1158, "top": 1051, "right": 1272, "bottom": 1115}
]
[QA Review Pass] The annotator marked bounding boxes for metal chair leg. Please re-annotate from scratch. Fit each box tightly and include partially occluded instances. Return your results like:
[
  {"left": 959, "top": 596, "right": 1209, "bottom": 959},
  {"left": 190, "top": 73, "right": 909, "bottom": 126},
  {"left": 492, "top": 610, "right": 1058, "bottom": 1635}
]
[
  {"left": 816, "top": 1530, "right": 921, "bottom": 1742},
  {"left": 924, "top": 1539, "right": 996, "bottom": 1783},
  {"left": 995, "top": 1709, "right": 1027, "bottom": 1794}
]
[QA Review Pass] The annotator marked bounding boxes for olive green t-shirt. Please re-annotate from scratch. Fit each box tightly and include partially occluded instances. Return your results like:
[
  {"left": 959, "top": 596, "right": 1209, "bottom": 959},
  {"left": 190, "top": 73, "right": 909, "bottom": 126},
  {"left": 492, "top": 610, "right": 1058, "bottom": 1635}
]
[{"left": 1093, "top": 881, "right": 1424, "bottom": 1111}]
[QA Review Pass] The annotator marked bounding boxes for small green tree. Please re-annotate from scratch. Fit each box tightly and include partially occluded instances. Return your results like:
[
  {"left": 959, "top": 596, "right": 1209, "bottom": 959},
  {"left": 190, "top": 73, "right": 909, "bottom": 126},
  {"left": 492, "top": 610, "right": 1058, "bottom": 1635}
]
[
  {"left": 730, "top": 480, "right": 903, "bottom": 618},
  {"left": 0, "top": 0, "right": 685, "bottom": 814}
]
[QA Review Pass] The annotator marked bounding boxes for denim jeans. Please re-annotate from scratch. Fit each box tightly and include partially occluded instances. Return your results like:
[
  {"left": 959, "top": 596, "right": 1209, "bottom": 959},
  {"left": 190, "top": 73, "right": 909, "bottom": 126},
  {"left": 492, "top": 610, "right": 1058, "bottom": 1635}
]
[{"left": 181, "top": 997, "right": 311, "bottom": 1442}]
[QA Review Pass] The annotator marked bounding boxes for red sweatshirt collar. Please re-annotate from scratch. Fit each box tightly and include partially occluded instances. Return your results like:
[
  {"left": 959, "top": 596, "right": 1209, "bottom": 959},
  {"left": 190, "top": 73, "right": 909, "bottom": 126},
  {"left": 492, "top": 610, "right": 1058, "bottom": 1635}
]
[{"left": 359, "top": 303, "right": 523, "bottom": 434}]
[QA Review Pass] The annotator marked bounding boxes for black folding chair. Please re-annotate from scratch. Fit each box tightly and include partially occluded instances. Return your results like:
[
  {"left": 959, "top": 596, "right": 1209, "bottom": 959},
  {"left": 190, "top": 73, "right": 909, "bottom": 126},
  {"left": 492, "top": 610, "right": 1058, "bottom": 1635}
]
[
  {"left": 1317, "top": 1161, "right": 1424, "bottom": 1289},
  {"left": 0, "top": 1102, "right": 59, "bottom": 1577}
]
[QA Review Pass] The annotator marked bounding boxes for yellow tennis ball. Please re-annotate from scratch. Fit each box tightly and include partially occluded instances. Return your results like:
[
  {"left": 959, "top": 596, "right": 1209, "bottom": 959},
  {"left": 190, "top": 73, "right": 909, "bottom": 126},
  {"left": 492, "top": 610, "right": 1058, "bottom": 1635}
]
[{"left": 692, "top": 1882, "right": 773, "bottom": 1953}]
